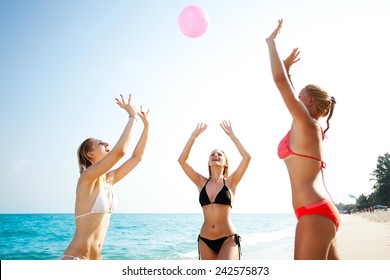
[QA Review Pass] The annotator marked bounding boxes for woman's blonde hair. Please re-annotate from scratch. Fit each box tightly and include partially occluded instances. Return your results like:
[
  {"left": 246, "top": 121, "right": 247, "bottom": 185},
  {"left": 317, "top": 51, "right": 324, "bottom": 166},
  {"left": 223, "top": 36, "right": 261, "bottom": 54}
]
[
  {"left": 208, "top": 149, "right": 229, "bottom": 178},
  {"left": 77, "top": 138, "right": 94, "bottom": 174},
  {"left": 305, "top": 84, "right": 336, "bottom": 134}
]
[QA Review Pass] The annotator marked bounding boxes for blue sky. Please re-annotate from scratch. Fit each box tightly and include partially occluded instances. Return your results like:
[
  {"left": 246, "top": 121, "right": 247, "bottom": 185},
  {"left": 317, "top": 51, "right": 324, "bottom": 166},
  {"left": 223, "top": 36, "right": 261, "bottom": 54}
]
[{"left": 1, "top": 0, "right": 389, "bottom": 214}]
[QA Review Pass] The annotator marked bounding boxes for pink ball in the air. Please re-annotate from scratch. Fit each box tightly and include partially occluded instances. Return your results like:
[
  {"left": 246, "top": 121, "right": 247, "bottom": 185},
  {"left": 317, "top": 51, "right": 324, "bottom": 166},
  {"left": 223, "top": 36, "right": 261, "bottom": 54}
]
[{"left": 178, "top": 5, "right": 209, "bottom": 38}]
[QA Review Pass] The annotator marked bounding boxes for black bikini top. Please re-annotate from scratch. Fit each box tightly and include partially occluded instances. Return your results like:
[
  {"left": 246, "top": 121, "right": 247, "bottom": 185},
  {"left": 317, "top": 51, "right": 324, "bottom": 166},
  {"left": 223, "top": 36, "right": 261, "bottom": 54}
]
[{"left": 199, "top": 178, "right": 232, "bottom": 207}]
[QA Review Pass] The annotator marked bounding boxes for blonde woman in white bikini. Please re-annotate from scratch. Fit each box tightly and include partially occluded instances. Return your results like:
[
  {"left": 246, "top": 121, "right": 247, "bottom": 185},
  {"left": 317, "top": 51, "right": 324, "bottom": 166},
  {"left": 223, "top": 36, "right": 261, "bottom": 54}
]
[{"left": 61, "top": 94, "right": 149, "bottom": 260}]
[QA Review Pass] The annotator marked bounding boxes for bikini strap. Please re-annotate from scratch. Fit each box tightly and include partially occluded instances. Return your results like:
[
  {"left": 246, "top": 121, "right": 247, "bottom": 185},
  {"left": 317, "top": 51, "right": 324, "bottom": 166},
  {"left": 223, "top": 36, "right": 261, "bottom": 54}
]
[
  {"left": 197, "top": 235, "right": 201, "bottom": 260},
  {"left": 292, "top": 152, "right": 326, "bottom": 169},
  {"left": 233, "top": 234, "right": 242, "bottom": 260}
]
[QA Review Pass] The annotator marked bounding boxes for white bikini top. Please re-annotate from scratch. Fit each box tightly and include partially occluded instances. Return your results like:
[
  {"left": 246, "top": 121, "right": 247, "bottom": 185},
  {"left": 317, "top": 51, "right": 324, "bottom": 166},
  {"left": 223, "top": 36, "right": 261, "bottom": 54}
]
[{"left": 75, "top": 182, "right": 118, "bottom": 219}]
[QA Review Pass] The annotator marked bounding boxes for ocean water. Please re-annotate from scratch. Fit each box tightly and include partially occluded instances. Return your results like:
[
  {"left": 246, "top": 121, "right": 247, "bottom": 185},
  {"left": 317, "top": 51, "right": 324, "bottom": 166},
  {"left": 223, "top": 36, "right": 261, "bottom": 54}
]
[{"left": 0, "top": 213, "right": 296, "bottom": 260}]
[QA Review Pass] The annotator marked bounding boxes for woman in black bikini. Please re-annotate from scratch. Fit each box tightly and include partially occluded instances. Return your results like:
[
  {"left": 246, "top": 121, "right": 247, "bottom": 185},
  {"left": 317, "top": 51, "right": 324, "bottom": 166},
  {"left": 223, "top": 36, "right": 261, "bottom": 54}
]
[{"left": 178, "top": 121, "right": 251, "bottom": 260}]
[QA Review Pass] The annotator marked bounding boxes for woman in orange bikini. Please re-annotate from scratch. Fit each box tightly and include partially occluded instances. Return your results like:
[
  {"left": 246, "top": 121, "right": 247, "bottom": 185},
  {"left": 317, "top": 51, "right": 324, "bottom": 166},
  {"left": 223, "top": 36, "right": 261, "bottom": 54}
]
[
  {"left": 61, "top": 94, "right": 149, "bottom": 260},
  {"left": 266, "top": 19, "right": 339, "bottom": 259},
  {"left": 178, "top": 121, "right": 251, "bottom": 260}
]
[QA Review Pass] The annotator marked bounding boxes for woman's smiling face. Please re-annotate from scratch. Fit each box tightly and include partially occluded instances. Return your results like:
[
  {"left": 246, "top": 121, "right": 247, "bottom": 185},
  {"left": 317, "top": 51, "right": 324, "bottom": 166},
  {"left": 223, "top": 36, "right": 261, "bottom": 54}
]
[{"left": 209, "top": 149, "right": 226, "bottom": 166}]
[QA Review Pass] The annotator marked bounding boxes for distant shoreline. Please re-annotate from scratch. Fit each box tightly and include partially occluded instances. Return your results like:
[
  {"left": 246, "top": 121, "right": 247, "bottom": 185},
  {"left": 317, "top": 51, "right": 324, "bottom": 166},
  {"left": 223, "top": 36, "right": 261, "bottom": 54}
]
[{"left": 357, "top": 210, "right": 390, "bottom": 223}]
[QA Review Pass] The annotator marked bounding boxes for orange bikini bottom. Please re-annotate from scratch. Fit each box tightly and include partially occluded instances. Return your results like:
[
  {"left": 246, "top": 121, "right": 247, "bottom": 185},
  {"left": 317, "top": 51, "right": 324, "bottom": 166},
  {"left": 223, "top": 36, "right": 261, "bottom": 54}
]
[{"left": 295, "top": 199, "right": 340, "bottom": 230}]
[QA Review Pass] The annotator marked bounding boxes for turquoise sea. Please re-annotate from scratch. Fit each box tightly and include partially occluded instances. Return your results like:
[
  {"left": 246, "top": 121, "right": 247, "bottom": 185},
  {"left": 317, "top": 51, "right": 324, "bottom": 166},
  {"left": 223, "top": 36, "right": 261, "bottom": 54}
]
[{"left": 0, "top": 213, "right": 296, "bottom": 260}]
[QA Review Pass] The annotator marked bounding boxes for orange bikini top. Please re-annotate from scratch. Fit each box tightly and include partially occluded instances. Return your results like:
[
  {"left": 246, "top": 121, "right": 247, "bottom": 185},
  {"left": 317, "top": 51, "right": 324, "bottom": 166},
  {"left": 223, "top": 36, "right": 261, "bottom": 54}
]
[{"left": 277, "top": 130, "right": 326, "bottom": 169}]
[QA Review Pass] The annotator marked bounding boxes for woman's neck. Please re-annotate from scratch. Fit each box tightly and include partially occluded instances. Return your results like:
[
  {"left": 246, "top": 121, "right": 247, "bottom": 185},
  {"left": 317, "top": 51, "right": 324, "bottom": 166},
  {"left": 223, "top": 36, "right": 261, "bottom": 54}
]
[{"left": 210, "top": 173, "right": 224, "bottom": 183}]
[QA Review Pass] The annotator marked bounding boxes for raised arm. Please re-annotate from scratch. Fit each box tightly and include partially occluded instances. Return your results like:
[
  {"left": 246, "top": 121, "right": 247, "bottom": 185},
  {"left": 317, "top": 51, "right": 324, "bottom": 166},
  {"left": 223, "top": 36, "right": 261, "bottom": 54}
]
[
  {"left": 108, "top": 107, "right": 150, "bottom": 185},
  {"left": 220, "top": 120, "right": 251, "bottom": 191},
  {"left": 82, "top": 94, "right": 137, "bottom": 182},
  {"left": 266, "top": 19, "right": 311, "bottom": 124},
  {"left": 178, "top": 123, "right": 208, "bottom": 189}
]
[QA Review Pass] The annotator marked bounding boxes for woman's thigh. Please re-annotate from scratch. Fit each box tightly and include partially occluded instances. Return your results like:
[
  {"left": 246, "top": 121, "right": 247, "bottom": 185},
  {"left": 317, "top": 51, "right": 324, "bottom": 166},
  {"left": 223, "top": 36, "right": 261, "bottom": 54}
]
[
  {"left": 199, "top": 239, "right": 218, "bottom": 260},
  {"left": 218, "top": 235, "right": 240, "bottom": 260},
  {"left": 294, "top": 214, "right": 337, "bottom": 260}
]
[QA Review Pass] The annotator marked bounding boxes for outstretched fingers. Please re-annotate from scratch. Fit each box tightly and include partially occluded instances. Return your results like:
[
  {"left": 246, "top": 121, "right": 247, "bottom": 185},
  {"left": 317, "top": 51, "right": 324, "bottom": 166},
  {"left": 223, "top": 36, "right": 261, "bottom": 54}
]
[
  {"left": 290, "top": 48, "right": 301, "bottom": 64},
  {"left": 115, "top": 93, "right": 136, "bottom": 117},
  {"left": 192, "top": 122, "right": 207, "bottom": 138},
  {"left": 284, "top": 48, "right": 301, "bottom": 70},
  {"left": 220, "top": 120, "right": 233, "bottom": 135},
  {"left": 137, "top": 106, "right": 150, "bottom": 124},
  {"left": 115, "top": 93, "right": 129, "bottom": 107},
  {"left": 197, "top": 122, "right": 208, "bottom": 133},
  {"left": 266, "top": 19, "right": 283, "bottom": 43},
  {"left": 138, "top": 105, "right": 150, "bottom": 117}
]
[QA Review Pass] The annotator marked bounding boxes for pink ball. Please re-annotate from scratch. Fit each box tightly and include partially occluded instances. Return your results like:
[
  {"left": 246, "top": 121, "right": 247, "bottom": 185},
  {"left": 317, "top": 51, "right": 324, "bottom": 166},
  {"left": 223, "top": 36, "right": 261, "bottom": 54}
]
[{"left": 178, "top": 5, "right": 209, "bottom": 38}]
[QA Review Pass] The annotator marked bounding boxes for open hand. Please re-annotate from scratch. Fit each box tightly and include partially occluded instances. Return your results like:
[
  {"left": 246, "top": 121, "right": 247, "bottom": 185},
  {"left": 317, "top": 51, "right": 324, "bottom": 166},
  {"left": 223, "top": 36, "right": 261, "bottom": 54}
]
[
  {"left": 115, "top": 94, "right": 137, "bottom": 117},
  {"left": 266, "top": 19, "right": 283, "bottom": 44},
  {"left": 220, "top": 120, "right": 234, "bottom": 136},
  {"left": 136, "top": 106, "right": 150, "bottom": 125},
  {"left": 191, "top": 123, "right": 207, "bottom": 139},
  {"left": 283, "top": 48, "right": 301, "bottom": 73}
]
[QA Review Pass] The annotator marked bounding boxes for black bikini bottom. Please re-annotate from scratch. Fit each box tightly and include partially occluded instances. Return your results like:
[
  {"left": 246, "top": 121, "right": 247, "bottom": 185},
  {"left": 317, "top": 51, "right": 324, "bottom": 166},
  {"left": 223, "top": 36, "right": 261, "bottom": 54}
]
[{"left": 197, "top": 234, "right": 241, "bottom": 259}]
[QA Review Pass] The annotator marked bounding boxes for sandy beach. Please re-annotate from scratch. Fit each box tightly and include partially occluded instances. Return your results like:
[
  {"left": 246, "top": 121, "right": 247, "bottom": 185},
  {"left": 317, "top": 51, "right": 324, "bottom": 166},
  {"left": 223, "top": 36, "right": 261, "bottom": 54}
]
[{"left": 337, "top": 211, "right": 390, "bottom": 259}]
